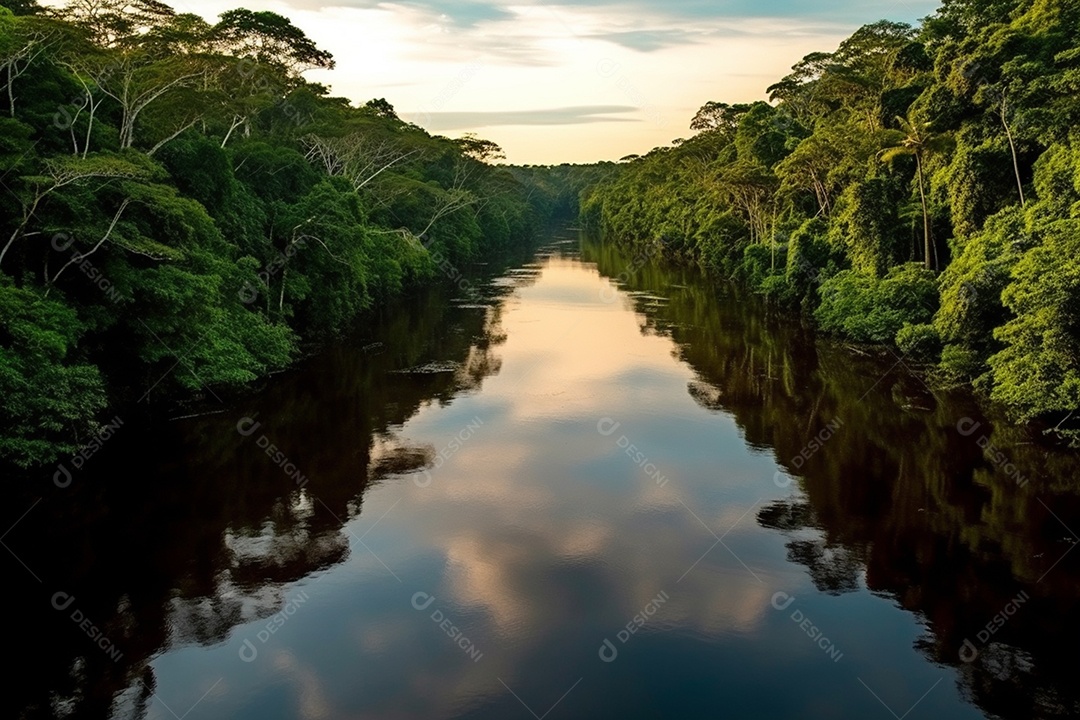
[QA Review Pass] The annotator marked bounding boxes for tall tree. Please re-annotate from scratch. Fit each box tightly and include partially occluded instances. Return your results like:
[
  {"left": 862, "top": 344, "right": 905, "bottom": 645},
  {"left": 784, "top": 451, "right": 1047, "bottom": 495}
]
[
  {"left": 211, "top": 9, "right": 333, "bottom": 78},
  {"left": 690, "top": 101, "right": 751, "bottom": 135},
  {"left": 880, "top": 116, "right": 952, "bottom": 270}
]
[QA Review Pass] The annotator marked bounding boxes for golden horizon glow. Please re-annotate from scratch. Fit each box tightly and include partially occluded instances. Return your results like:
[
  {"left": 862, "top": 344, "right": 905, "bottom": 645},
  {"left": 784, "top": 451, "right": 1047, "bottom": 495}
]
[{"left": 102, "top": 0, "right": 940, "bottom": 162}]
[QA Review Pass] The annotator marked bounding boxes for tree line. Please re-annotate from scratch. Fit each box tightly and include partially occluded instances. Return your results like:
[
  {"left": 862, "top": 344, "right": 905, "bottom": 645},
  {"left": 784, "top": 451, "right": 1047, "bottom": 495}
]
[
  {"left": 0, "top": 0, "right": 557, "bottom": 469},
  {"left": 581, "top": 0, "right": 1080, "bottom": 443}
]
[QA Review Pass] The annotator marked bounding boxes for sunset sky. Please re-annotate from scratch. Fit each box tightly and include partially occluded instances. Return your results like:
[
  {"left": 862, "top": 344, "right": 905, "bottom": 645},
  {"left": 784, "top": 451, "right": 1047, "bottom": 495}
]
[{"left": 170, "top": 0, "right": 939, "bottom": 163}]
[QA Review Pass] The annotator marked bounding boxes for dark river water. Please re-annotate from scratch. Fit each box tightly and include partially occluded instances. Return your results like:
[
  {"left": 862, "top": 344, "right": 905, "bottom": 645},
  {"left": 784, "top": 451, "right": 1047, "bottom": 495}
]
[{"left": 6, "top": 229, "right": 1080, "bottom": 720}]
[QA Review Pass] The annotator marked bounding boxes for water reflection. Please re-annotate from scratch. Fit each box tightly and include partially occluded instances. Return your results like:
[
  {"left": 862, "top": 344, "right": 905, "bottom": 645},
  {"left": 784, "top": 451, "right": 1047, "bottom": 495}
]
[
  {"left": 581, "top": 237, "right": 1080, "bottom": 719},
  {"left": 4, "top": 232, "right": 1078, "bottom": 720}
]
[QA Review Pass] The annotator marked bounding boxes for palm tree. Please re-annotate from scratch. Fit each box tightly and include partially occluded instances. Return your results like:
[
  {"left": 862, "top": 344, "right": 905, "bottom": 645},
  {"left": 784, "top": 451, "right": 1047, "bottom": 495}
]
[{"left": 880, "top": 116, "right": 952, "bottom": 270}]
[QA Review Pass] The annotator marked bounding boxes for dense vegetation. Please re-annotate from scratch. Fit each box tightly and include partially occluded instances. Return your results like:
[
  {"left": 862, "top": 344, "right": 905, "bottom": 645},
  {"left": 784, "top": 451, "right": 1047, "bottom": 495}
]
[
  {"left": 583, "top": 0, "right": 1080, "bottom": 442},
  {"left": 0, "top": 0, "right": 554, "bottom": 468},
  {"left": 580, "top": 239, "right": 1080, "bottom": 718}
]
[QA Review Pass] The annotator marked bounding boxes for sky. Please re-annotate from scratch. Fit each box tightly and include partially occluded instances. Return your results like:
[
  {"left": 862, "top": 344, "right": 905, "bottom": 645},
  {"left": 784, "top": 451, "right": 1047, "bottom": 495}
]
[{"left": 171, "top": 0, "right": 942, "bottom": 164}]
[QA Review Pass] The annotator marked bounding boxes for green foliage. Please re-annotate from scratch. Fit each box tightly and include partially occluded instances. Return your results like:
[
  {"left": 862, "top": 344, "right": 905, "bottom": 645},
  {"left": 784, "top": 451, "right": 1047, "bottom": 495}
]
[
  {"left": 585, "top": 3, "right": 1080, "bottom": 437},
  {"left": 695, "top": 211, "right": 747, "bottom": 274},
  {"left": 212, "top": 8, "right": 334, "bottom": 75},
  {"left": 0, "top": 282, "right": 107, "bottom": 467},
  {"left": 786, "top": 218, "right": 843, "bottom": 295},
  {"left": 738, "top": 244, "right": 775, "bottom": 287},
  {"left": 0, "top": 0, "right": 549, "bottom": 469},
  {"left": 942, "top": 129, "right": 1019, "bottom": 238},
  {"left": 815, "top": 265, "right": 938, "bottom": 343},
  {"left": 939, "top": 343, "right": 984, "bottom": 384},
  {"left": 989, "top": 218, "right": 1080, "bottom": 432},
  {"left": 896, "top": 323, "right": 943, "bottom": 361},
  {"left": 758, "top": 274, "right": 799, "bottom": 306},
  {"left": 934, "top": 207, "right": 1025, "bottom": 353}
]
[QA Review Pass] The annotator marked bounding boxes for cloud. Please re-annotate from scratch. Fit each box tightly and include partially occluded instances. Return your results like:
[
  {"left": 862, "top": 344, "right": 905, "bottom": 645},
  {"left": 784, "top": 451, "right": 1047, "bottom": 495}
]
[
  {"left": 179, "top": 0, "right": 942, "bottom": 161},
  {"left": 278, "top": 0, "right": 510, "bottom": 23},
  {"left": 301, "top": 0, "right": 938, "bottom": 26},
  {"left": 401, "top": 0, "right": 513, "bottom": 26},
  {"left": 587, "top": 28, "right": 704, "bottom": 52},
  {"left": 284, "top": 0, "right": 513, "bottom": 27},
  {"left": 418, "top": 105, "right": 640, "bottom": 130},
  {"left": 541, "top": 0, "right": 937, "bottom": 24}
]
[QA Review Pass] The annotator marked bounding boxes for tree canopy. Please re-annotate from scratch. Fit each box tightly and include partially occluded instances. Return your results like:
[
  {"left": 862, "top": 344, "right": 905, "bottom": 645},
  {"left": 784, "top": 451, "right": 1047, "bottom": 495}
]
[
  {"left": 0, "top": 0, "right": 558, "bottom": 469},
  {"left": 582, "top": 0, "right": 1080, "bottom": 443}
]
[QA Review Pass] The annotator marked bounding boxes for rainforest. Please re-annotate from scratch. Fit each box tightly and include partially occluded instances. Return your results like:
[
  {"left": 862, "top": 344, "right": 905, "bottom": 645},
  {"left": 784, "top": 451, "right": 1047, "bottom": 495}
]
[
  {"left": 0, "top": 0, "right": 588, "bottom": 468},
  {"left": 3, "top": 1, "right": 1080, "bottom": 720},
  {"left": 582, "top": 1, "right": 1080, "bottom": 444}
]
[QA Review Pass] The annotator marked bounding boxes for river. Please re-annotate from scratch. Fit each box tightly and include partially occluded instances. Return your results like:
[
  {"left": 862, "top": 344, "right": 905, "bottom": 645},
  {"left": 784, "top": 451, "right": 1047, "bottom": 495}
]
[{"left": 6, "top": 228, "right": 1079, "bottom": 720}]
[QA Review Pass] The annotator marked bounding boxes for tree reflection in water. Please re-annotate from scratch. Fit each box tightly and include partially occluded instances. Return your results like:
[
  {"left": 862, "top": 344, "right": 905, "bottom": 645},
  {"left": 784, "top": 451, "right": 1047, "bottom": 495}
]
[
  {"left": 582, "top": 236, "right": 1080, "bottom": 720},
  {"left": 3, "top": 246, "right": 541, "bottom": 720},
  {"left": 4, "top": 235, "right": 1079, "bottom": 720}
]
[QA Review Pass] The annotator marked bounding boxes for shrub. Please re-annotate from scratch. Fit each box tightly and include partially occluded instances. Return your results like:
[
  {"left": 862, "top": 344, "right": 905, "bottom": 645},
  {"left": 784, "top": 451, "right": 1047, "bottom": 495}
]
[
  {"left": 786, "top": 217, "right": 846, "bottom": 306},
  {"left": 0, "top": 283, "right": 108, "bottom": 467},
  {"left": 759, "top": 275, "right": 799, "bottom": 306},
  {"left": 737, "top": 244, "right": 773, "bottom": 286},
  {"left": 896, "top": 323, "right": 942, "bottom": 361},
  {"left": 815, "top": 263, "right": 938, "bottom": 343},
  {"left": 988, "top": 218, "right": 1080, "bottom": 431},
  {"left": 938, "top": 344, "right": 985, "bottom": 384}
]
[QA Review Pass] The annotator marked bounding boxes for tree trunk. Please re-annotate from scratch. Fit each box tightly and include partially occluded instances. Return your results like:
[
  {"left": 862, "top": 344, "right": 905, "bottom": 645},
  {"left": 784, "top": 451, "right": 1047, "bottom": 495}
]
[
  {"left": 83, "top": 97, "right": 97, "bottom": 159},
  {"left": 1001, "top": 96, "right": 1026, "bottom": 208},
  {"left": 915, "top": 153, "right": 932, "bottom": 271},
  {"left": 6, "top": 64, "right": 14, "bottom": 117},
  {"left": 221, "top": 115, "right": 246, "bottom": 148},
  {"left": 45, "top": 200, "right": 129, "bottom": 293},
  {"left": 278, "top": 267, "right": 287, "bottom": 315}
]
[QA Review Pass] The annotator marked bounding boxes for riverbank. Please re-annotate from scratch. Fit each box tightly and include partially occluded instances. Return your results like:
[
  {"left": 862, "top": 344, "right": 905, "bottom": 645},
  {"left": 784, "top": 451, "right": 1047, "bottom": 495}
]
[
  {"left": 0, "top": 0, "right": 573, "bottom": 472},
  {"left": 577, "top": 6, "right": 1080, "bottom": 444},
  {"left": 7, "top": 232, "right": 1077, "bottom": 720}
]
